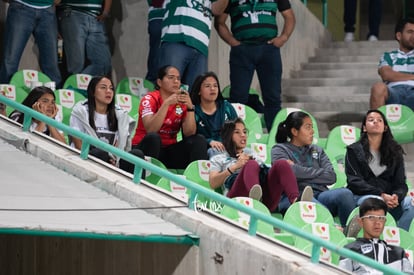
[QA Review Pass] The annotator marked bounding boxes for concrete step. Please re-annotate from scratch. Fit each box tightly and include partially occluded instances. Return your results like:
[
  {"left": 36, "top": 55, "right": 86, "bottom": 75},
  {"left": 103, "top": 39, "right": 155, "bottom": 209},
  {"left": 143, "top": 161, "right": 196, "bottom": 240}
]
[
  {"left": 331, "top": 40, "right": 397, "bottom": 48},
  {"left": 283, "top": 94, "right": 369, "bottom": 103},
  {"left": 309, "top": 55, "right": 380, "bottom": 62},
  {"left": 282, "top": 101, "right": 369, "bottom": 112},
  {"left": 282, "top": 86, "right": 371, "bottom": 96},
  {"left": 283, "top": 78, "right": 380, "bottom": 87},
  {"left": 291, "top": 68, "right": 379, "bottom": 78},
  {"left": 302, "top": 62, "right": 377, "bottom": 70},
  {"left": 315, "top": 47, "right": 393, "bottom": 56}
]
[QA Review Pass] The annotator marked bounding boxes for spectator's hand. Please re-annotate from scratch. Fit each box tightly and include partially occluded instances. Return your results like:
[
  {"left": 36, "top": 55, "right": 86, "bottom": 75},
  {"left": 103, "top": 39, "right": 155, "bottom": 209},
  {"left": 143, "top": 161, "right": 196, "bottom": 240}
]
[
  {"left": 177, "top": 90, "right": 193, "bottom": 108},
  {"left": 286, "top": 159, "right": 295, "bottom": 166},
  {"left": 268, "top": 35, "right": 288, "bottom": 48},
  {"left": 96, "top": 11, "right": 109, "bottom": 22},
  {"left": 234, "top": 151, "right": 252, "bottom": 169},
  {"left": 381, "top": 193, "right": 399, "bottom": 209},
  {"left": 164, "top": 92, "right": 179, "bottom": 106},
  {"left": 210, "top": 140, "right": 225, "bottom": 152},
  {"left": 32, "top": 101, "right": 47, "bottom": 115}
]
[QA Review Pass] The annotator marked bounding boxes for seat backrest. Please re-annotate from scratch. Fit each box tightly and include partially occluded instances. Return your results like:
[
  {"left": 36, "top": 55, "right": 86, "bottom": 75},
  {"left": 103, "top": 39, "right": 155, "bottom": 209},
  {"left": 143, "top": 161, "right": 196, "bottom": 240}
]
[
  {"left": 406, "top": 249, "right": 414, "bottom": 268},
  {"left": 115, "top": 93, "right": 140, "bottom": 121},
  {"left": 232, "top": 103, "right": 264, "bottom": 143},
  {"left": 382, "top": 226, "right": 414, "bottom": 250},
  {"left": 9, "top": 69, "right": 52, "bottom": 92},
  {"left": 0, "top": 84, "right": 28, "bottom": 116},
  {"left": 378, "top": 104, "right": 414, "bottom": 144},
  {"left": 63, "top": 74, "right": 92, "bottom": 97},
  {"left": 325, "top": 125, "right": 360, "bottom": 168},
  {"left": 283, "top": 201, "right": 335, "bottom": 230},
  {"left": 249, "top": 142, "right": 270, "bottom": 165},
  {"left": 144, "top": 156, "right": 167, "bottom": 185},
  {"left": 295, "top": 222, "right": 348, "bottom": 265},
  {"left": 54, "top": 89, "right": 86, "bottom": 125},
  {"left": 116, "top": 77, "right": 150, "bottom": 98},
  {"left": 156, "top": 176, "right": 189, "bottom": 201},
  {"left": 219, "top": 197, "right": 274, "bottom": 237},
  {"left": 183, "top": 160, "right": 218, "bottom": 204}
]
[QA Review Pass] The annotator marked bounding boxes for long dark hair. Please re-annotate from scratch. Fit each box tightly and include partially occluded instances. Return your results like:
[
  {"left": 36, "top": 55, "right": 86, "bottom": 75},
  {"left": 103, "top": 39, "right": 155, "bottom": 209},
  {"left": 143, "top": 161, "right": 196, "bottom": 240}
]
[
  {"left": 220, "top": 117, "right": 245, "bottom": 158},
  {"left": 9, "top": 86, "right": 55, "bottom": 124},
  {"left": 359, "top": 109, "right": 404, "bottom": 167},
  {"left": 190, "top": 71, "right": 223, "bottom": 105},
  {"left": 86, "top": 76, "right": 117, "bottom": 132},
  {"left": 275, "top": 111, "right": 310, "bottom": 143}
]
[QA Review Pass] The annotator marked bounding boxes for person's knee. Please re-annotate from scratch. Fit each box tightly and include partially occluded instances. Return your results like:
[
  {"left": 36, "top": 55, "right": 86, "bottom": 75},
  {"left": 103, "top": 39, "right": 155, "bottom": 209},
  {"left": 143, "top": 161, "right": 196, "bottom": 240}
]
[
  {"left": 186, "top": 134, "right": 207, "bottom": 148},
  {"left": 370, "top": 82, "right": 388, "bottom": 100},
  {"left": 272, "top": 159, "right": 290, "bottom": 169}
]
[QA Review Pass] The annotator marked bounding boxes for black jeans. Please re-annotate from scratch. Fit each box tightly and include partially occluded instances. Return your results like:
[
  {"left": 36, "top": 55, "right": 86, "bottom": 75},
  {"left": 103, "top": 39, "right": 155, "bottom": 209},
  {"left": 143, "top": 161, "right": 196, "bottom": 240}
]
[
  {"left": 132, "top": 132, "right": 208, "bottom": 169},
  {"left": 344, "top": 0, "right": 382, "bottom": 37},
  {"left": 90, "top": 147, "right": 145, "bottom": 174}
]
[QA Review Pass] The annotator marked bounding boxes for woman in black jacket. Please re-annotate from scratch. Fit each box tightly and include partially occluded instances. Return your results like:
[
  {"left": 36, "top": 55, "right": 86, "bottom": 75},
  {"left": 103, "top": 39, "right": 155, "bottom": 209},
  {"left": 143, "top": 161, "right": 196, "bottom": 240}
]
[{"left": 345, "top": 109, "right": 414, "bottom": 230}]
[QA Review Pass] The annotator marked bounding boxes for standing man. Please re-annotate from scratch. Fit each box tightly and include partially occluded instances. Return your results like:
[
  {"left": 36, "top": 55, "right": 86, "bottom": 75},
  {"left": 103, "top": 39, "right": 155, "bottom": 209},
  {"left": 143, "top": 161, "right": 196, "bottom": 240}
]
[
  {"left": 339, "top": 198, "right": 413, "bottom": 274},
  {"left": 214, "top": 0, "right": 295, "bottom": 131},
  {"left": 57, "top": 0, "right": 112, "bottom": 77},
  {"left": 158, "top": 0, "right": 228, "bottom": 91},
  {"left": 370, "top": 17, "right": 414, "bottom": 111},
  {"left": 145, "top": 0, "right": 165, "bottom": 83},
  {"left": 0, "top": 0, "right": 62, "bottom": 86}
]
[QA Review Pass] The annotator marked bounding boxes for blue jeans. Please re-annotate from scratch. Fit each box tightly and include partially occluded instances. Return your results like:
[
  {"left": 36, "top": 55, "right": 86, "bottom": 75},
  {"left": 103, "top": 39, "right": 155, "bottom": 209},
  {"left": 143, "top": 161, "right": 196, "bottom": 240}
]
[
  {"left": 159, "top": 42, "right": 207, "bottom": 91},
  {"left": 386, "top": 85, "right": 414, "bottom": 111},
  {"left": 354, "top": 194, "right": 414, "bottom": 231},
  {"left": 58, "top": 8, "right": 111, "bottom": 76},
  {"left": 229, "top": 43, "right": 282, "bottom": 131},
  {"left": 279, "top": 187, "right": 355, "bottom": 227},
  {"left": 344, "top": 0, "right": 382, "bottom": 37},
  {"left": 146, "top": 18, "right": 162, "bottom": 83},
  {"left": 0, "top": 1, "right": 61, "bottom": 86}
]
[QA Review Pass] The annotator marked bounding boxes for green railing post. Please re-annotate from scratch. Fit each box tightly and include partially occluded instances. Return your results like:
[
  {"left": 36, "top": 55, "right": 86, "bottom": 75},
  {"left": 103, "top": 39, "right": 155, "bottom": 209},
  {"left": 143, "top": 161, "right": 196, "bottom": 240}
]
[
  {"left": 302, "top": 0, "right": 307, "bottom": 6},
  {"left": 80, "top": 142, "right": 90, "bottom": 160},
  {"left": 188, "top": 191, "right": 198, "bottom": 210},
  {"left": 311, "top": 243, "right": 321, "bottom": 263},
  {"left": 322, "top": 0, "right": 328, "bottom": 27},
  {"left": 248, "top": 217, "right": 258, "bottom": 236},
  {"left": 22, "top": 114, "right": 32, "bottom": 132},
  {"left": 132, "top": 165, "right": 143, "bottom": 183}
]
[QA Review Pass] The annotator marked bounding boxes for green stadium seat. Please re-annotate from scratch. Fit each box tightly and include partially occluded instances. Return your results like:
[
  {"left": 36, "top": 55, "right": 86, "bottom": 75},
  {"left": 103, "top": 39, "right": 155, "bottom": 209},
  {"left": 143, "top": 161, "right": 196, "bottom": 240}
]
[
  {"left": 116, "top": 77, "right": 154, "bottom": 98},
  {"left": 144, "top": 156, "right": 167, "bottom": 185},
  {"left": 9, "top": 69, "right": 52, "bottom": 93},
  {"left": 0, "top": 84, "right": 28, "bottom": 116},
  {"left": 295, "top": 222, "right": 348, "bottom": 265},
  {"left": 54, "top": 89, "right": 86, "bottom": 125},
  {"left": 63, "top": 74, "right": 92, "bottom": 97},
  {"left": 115, "top": 93, "right": 140, "bottom": 122},
  {"left": 378, "top": 104, "right": 414, "bottom": 144}
]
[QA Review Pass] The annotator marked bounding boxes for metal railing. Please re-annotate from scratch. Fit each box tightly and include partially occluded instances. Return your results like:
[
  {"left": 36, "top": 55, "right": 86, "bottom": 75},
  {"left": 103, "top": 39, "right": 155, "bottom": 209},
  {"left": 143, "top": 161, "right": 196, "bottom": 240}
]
[
  {"left": 0, "top": 95, "right": 405, "bottom": 274},
  {"left": 302, "top": 0, "right": 328, "bottom": 27}
]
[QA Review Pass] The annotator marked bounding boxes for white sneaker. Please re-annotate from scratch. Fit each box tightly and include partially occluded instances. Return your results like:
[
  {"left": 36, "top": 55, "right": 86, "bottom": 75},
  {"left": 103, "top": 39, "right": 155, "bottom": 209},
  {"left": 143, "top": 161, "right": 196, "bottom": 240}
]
[
  {"left": 368, "top": 35, "right": 378, "bottom": 41},
  {"left": 344, "top": 32, "right": 354, "bottom": 42},
  {"left": 300, "top": 185, "right": 314, "bottom": 202},
  {"left": 249, "top": 184, "right": 262, "bottom": 201}
]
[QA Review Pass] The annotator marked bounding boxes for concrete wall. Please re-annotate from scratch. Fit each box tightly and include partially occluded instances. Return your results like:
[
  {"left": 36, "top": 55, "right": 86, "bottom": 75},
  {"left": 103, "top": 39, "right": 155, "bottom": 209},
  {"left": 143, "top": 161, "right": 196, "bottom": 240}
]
[{"left": 0, "top": 0, "right": 331, "bottom": 90}]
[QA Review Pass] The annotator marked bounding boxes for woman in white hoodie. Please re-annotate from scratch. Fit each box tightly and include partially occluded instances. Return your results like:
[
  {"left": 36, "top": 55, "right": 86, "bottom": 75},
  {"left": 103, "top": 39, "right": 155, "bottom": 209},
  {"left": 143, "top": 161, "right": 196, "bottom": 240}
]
[{"left": 70, "top": 76, "right": 144, "bottom": 173}]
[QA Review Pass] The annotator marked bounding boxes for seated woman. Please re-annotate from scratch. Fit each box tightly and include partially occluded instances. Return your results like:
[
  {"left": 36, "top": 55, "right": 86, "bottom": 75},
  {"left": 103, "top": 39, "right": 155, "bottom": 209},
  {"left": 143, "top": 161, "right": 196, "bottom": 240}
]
[
  {"left": 190, "top": 71, "right": 237, "bottom": 157},
  {"left": 345, "top": 109, "right": 414, "bottom": 231},
  {"left": 209, "top": 118, "right": 299, "bottom": 212},
  {"left": 70, "top": 76, "right": 144, "bottom": 173},
  {"left": 9, "top": 86, "right": 66, "bottom": 143},
  {"left": 271, "top": 111, "right": 355, "bottom": 229},
  {"left": 132, "top": 65, "right": 208, "bottom": 169}
]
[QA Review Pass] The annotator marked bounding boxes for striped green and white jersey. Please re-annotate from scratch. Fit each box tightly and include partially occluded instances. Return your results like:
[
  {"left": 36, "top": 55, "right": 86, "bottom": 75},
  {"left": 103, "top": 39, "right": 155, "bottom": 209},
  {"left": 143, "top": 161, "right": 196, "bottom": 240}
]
[
  {"left": 161, "top": 0, "right": 217, "bottom": 57},
  {"left": 16, "top": 0, "right": 53, "bottom": 8},
  {"left": 379, "top": 49, "right": 414, "bottom": 87},
  {"left": 60, "top": 0, "right": 103, "bottom": 16}
]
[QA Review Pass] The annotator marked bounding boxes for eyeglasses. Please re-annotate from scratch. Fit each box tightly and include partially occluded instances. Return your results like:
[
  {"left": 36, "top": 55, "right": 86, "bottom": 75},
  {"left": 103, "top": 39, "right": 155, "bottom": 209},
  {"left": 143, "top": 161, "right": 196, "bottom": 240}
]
[{"left": 360, "top": 215, "right": 387, "bottom": 222}]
